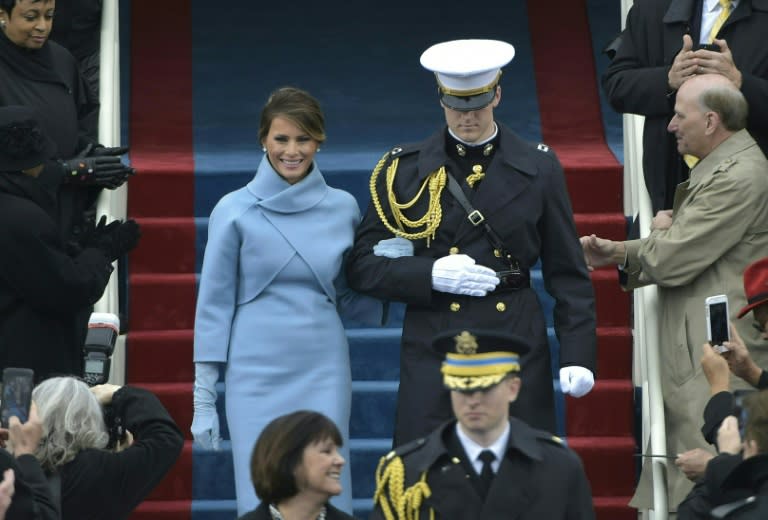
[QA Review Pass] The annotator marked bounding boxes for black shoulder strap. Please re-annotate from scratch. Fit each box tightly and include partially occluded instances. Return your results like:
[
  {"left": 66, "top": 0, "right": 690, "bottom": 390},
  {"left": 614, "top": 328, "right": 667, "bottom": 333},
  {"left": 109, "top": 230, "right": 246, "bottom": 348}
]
[{"left": 444, "top": 171, "right": 520, "bottom": 271}]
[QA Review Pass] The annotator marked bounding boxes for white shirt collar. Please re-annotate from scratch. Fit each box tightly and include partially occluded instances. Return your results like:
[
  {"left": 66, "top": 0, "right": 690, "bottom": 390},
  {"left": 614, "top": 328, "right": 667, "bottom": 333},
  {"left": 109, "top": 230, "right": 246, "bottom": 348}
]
[
  {"left": 704, "top": 0, "right": 738, "bottom": 13},
  {"left": 448, "top": 122, "right": 498, "bottom": 147},
  {"left": 455, "top": 421, "right": 510, "bottom": 474}
]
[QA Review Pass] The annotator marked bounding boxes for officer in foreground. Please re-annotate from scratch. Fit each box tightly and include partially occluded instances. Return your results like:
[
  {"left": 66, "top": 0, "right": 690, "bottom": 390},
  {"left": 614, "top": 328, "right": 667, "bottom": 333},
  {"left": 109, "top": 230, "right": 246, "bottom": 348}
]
[{"left": 371, "top": 329, "right": 595, "bottom": 519}]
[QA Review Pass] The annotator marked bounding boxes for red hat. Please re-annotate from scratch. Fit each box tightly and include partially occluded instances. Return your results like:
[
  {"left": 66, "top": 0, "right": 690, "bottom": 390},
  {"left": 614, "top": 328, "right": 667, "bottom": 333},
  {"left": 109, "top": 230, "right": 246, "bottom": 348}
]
[{"left": 737, "top": 257, "right": 768, "bottom": 318}]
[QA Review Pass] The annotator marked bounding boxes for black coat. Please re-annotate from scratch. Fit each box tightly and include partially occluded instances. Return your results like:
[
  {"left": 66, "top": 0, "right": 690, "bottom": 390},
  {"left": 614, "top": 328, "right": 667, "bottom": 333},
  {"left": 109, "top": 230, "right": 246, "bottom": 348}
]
[
  {"left": 0, "top": 450, "right": 58, "bottom": 519},
  {"left": 58, "top": 386, "right": 184, "bottom": 520},
  {"left": 0, "top": 172, "right": 112, "bottom": 381},
  {"left": 602, "top": 0, "right": 768, "bottom": 213},
  {"left": 347, "top": 125, "right": 596, "bottom": 444},
  {"left": 710, "top": 454, "right": 768, "bottom": 519},
  {"left": 238, "top": 502, "right": 356, "bottom": 520},
  {"left": 370, "top": 418, "right": 595, "bottom": 520},
  {"left": 0, "top": 30, "right": 101, "bottom": 240}
]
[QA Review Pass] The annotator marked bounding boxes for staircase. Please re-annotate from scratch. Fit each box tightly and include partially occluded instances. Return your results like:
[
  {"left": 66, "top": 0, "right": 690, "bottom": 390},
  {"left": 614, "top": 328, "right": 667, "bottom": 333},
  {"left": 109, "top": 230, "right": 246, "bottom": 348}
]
[{"left": 124, "top": 1, "right": 635, "bottom": 519}]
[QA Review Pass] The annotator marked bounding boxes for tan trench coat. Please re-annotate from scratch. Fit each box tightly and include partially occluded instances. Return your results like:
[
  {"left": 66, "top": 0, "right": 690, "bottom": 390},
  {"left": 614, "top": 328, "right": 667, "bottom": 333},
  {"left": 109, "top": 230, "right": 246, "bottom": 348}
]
[{"left": 624, "top": 130, "right": 768, "bottom": 510}]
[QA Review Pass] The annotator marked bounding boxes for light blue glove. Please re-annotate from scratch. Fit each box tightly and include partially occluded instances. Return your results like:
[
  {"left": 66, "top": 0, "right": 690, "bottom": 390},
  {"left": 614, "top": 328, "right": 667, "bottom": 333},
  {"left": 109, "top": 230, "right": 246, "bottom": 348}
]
[
  {"left": 559, "top": 366, "right": 595, "bottom": 398},
  {"left": 373, "top": 237, "right": 414, "bottom": 258},
  {"left": 191, "top": 362, "right": 222, "bottom": 450}
]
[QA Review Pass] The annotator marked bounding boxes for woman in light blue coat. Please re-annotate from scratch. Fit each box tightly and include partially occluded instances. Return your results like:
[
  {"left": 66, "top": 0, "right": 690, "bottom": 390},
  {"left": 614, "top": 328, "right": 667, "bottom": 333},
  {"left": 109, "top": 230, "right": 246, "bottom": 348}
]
[{"left": 191, "top": 87, "right": 377, "bottom": 515}]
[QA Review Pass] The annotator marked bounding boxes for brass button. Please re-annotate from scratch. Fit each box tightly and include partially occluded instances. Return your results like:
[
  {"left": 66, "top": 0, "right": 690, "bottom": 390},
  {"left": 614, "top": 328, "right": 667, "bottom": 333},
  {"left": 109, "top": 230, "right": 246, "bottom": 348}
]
[
  {"left": 450, "top": 302, "right": 461, "bottom": 312},
  {"left": 449, "top": 246, "right": 459, "bottom": 255},
  {"left": 493, "top": 249, "right": 502, "bottom": 258},
  {"left": 496, "top": 302, "right": 506, "bottom": 312}
]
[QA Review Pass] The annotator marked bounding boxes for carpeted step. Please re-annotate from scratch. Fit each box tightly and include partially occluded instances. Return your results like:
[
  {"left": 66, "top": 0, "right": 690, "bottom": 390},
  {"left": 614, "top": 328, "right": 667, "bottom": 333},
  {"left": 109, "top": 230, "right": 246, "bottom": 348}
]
[
  {"left": 566, "top": 380, "right": 634, "bottom": 437},
  {"left": 190, "top": 501, "right": 237, "bottom": 520},
  {"left": 568, "top": 436, "right": 637, "bottom": 497},
  {"left": 188, "top": 154, "right": 623, "bottom": 219},
  {"left": 130, "top": 500, "right": 190, "bottom": 520},
  {"left": 131, "top": 218, "right": 197, "bottom": 274},
  {"left": 574, "top": 212, "right": 628, "bottom": 241},
  {"left": 127, "top": 267, "right": 629, "bottom": 333},
  {"left": 126, "top": 326, "right": 630, "bottom": 384},
  {"left": 127, "top": 330, "right": 195, "bottom": 383},
  {"left": 129, "top": 273, "right": 197, "bottom": 331},
  {"left": 593, "top": 497, "right": 636, "bottom": 520},
  {"left": 594, "top": 326, "right": 632, "bottom": 380}
]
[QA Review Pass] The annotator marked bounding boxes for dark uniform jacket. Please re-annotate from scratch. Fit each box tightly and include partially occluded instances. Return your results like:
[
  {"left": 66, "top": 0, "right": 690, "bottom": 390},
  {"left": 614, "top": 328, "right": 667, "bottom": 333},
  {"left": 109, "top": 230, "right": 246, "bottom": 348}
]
[
  {"left": 0, "top": 172, "right": 112, "bottom": 381},
  {"left": 58, "top": 387, "right": 184, "bottom": 520},
  {"left": 371, "top": 417, "right": 595, "bottom": 520},
  {"left": 237, "top": 502, "right": 356, "bottom": 520},
  {"left": 602, "top": 0, "right": 768, "bottom": 214},
  {"left": 347, "top": 124, "right": 596, "bottom": 444}
]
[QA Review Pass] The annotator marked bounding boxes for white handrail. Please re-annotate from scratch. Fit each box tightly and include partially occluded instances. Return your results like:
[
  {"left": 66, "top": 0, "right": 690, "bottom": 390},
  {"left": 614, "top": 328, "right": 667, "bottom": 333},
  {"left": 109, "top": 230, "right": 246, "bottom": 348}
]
[
  {"left": 619, "top": 0, "right": 668, "bottom": 517},
  {"left": 93, "top": 0, "right": 127, "bottom": 385}
]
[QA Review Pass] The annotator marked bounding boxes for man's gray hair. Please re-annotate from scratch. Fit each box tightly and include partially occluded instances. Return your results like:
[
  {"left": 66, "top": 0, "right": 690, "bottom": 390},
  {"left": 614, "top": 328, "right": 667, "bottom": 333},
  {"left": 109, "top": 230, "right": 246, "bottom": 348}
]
[
  {"left": 699, "top": 85, "right": 748, "bottom": 132},
  {"left": 32, "top": 377, "right": 109, "bottom": 471}
]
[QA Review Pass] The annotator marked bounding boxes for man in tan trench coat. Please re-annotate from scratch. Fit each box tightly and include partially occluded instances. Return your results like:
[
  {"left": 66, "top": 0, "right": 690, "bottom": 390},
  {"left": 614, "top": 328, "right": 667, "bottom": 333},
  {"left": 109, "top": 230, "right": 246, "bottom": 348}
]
[{"left": 581, "top": 73, "right": 768, "bottom": 511}]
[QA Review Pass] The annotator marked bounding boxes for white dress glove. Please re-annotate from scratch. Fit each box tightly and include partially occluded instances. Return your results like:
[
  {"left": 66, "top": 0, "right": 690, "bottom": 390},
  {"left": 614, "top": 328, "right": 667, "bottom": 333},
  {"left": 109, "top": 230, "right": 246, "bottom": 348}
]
[
  {"left": 431, "top": 254, "right": 500, "bottom": 296},
  {"left": 373, "top": 237, "right": 414, "bottom": 258},
  {"left": 191, "top": 362, "right": 222, "bottom": 450},
  {"left": 559, "top": 366, "right": 595, "bottom": 398}
]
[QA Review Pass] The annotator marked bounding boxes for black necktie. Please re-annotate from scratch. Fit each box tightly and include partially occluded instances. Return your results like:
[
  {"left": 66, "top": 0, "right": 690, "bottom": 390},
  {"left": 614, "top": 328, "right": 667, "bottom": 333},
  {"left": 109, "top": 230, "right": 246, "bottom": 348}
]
[{"left": 478, "top": 449, "right": 496, "bottom": 499}]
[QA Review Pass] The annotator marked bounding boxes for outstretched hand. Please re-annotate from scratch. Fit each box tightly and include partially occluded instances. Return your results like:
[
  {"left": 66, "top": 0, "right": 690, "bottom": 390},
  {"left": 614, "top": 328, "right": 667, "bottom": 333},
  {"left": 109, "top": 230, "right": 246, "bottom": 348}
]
[{"left": 580, "top": 234, "right": 624, "bottom": 271}]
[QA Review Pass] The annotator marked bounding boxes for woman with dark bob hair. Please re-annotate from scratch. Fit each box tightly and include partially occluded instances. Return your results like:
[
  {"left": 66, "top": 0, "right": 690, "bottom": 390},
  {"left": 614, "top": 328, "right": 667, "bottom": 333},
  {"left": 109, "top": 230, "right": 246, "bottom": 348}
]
[{"left": 237, "top": 411, "right": 355, "bottom": 520}]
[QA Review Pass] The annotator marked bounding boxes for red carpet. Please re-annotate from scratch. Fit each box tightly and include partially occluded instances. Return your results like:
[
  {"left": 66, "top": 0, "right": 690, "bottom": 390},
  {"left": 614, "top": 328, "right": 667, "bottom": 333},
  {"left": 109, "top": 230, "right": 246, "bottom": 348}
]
[
  {"left": 127, "top": 0, "right": 195, "bottom": 517},
  {"left": 528, "top": 1, "right": 634, "bottom": 518}
]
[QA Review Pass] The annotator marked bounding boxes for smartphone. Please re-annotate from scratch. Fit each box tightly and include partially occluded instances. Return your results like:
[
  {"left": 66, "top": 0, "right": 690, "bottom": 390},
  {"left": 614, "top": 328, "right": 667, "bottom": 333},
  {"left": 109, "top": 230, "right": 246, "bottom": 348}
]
[
  {"left": 0, "top": 367, "right": 34, "bottom": 428},
  {"left": 696, "top": 43, "right": 720, "bottom": 52},
  {"left": 705, "top": 294, "right": 730, "bottom": 350}
]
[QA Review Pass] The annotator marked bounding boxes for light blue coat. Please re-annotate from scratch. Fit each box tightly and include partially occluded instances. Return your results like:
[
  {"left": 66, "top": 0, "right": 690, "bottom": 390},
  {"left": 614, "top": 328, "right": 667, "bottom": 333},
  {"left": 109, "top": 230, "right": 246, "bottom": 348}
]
[{"left": 194, "top": 157, "right": 378, "bottom": 514}]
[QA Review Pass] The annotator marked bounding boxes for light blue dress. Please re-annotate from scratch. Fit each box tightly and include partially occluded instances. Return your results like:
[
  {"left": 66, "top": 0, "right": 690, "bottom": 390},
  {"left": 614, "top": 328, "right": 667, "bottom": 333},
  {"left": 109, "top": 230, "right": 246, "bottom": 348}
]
[{"left": 194, "top": 157, "right": 377, "bottom": 515}]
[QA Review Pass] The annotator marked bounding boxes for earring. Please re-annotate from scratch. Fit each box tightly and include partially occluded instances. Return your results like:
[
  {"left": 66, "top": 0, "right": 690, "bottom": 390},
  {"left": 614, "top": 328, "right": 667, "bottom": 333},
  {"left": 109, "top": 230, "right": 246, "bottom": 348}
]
[
  {"left": 316, "top": 147, "right": 321, "bottom": 152},
  {"left": 0, "top": 20, "right": 6, "bottom": 29},
  {"left": 262, "top": 147, "right": 266, "bottom": 152}
]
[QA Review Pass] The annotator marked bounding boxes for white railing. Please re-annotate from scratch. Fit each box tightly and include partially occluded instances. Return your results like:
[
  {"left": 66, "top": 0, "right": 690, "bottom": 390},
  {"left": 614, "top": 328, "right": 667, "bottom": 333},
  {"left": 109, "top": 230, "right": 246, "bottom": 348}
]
[
  {"left": 619, "top": 0, "right": 668, "bottom": 518},
  {"left": 93, "top": 0, "right": 128, "bottom": 385}
]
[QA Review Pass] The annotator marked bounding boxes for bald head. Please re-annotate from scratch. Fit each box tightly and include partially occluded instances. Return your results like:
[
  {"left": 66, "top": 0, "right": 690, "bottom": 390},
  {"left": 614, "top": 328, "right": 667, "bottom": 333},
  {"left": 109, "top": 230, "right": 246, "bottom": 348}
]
[{"left": 668, "top": 74, "right": 748, "bottom": 159}]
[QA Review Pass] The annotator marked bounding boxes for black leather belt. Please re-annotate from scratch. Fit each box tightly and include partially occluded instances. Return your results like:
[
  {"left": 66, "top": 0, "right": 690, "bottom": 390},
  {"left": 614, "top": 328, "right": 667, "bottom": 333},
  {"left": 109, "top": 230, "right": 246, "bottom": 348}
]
[{"left": 496, "top": 268, "right": 531, "bottom": 291}]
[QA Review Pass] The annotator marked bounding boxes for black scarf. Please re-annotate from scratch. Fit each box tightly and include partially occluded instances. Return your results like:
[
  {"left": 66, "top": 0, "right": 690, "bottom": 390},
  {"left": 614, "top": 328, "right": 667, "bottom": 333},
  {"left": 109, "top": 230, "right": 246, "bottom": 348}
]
[{"left": 0, "top": 28, "right": 67, "bottom": 87}]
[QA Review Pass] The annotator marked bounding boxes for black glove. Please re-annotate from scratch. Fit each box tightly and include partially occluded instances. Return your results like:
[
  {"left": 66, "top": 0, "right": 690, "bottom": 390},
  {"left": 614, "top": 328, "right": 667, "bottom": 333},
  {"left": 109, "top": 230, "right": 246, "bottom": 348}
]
[
  {"left": 91, "top": 145, "right": 130, "bottom": 157},
  {"left": 59, "top": 156, "right": 135, "bottom": 189},
  {"left": 90, "top": 219, "right": 141, "bottom": 261}
]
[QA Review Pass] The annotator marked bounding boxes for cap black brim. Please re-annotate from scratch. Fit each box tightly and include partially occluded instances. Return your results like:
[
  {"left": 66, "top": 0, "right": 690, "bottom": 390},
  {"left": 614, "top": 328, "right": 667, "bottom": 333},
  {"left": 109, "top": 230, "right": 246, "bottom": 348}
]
[{"left": 440, "top": 90, "right": 496, "bottom": 111}]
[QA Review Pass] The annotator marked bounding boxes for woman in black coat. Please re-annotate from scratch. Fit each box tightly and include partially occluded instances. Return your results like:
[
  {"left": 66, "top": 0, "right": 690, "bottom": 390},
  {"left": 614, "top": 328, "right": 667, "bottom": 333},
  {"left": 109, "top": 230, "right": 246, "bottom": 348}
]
[
  {"left": 0, "top": 105, "right": 139, "bottom": 381},
  {"left": 32, "top": 377, "right": 184, "bottom": 519},
  {"left": 238, "top": 411, "right": 356, "bottom": 520}
]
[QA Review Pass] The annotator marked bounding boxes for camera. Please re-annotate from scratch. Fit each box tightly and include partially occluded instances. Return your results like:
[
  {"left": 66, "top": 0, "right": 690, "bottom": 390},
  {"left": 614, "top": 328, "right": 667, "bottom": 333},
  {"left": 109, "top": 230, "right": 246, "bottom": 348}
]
[
  {"left": 103, "top": 403, "right": 126, "bottom": 450},
  {"left": 83, "top": 312, "right": 119, "bottom": 386}
]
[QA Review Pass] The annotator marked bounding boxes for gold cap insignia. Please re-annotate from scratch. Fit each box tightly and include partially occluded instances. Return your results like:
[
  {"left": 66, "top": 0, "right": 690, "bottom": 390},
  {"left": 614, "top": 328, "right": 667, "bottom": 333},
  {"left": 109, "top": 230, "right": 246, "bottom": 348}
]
[{"left": 454, "top": 331, "right": 478, "bottom": 354}]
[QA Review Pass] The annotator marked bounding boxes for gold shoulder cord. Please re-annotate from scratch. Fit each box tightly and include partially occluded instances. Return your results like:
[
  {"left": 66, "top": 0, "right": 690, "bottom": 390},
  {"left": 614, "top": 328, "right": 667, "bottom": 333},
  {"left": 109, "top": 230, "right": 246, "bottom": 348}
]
[
  {"left": 373, "top": 454, "right": 434, "bottom": 520},
  {"left": 369, "top": 152, "right": 446, "bottom": 248}
]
